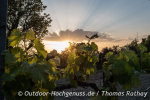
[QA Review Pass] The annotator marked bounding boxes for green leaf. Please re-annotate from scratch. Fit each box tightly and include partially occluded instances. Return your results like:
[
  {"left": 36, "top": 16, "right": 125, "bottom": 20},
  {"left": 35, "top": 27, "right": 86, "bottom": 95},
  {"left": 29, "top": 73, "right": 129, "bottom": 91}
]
[
  {"left": 22, "top": 62, "right": 30, "bottom": 73},
  {"left": 138, "top": 44, "right": 147, "bottom": 52},
  {"left": 26, "top": 29, "right": 35, "bottom": 40},
  {"left": 91, "top": 42, "right": 98, "bottom": 51},
  {"left": 10, "top": 47, "right": 25, "bottom": 61},
  {"left": 87, "top": 62, "right": 96, "bottom": 74},
  {"left": 75, "top": 56, "right": 84, "bottom": 65},
  {"left": 86, "top": 68, "right": 91, "bottom": 74},
  {"left": 8, "top": 29, "right": 23, "bottom": 47},
  {"left": 2, "top": 65, "right": 23, "bottom": 82},
  {"left": 2, "top": 74, "right": 31, "bottom": 100},
  {"left": 88, "top": 56, "right": 92, "bottom": 62},
  {"left": 68, "top": 53, "right": 75, "bottom": 65},
  {"left": 29, "top": 63, "right": 48, "bottom": 84},
  {"left": 42, "top": 79, "right": 56, "bottom": 90},
  {"left": 15, "top": 75, "right": 31, "bottom": 91},
  {"left": 46, "top": 60, "right": 53, "bottom": 74},
  {"left": 108, "top": 55, "right": 117, "bottom": 64},
  {"left": 90, "top": 34, "right": 99, "bottom": 39},
  {"left": 113, "top": 59, "right": 126, "bottom": 76},
  {"left": 5, "top": 53, "right": 18, "bottom": 63},
  {"left": 105, "top": 52, "right": 113, "bottom": 60},
  {"left": 89, "top": 66, "right": 95, "bottom": 73},
  {"left": 132, "top": 75, "right": 141, "bottom": 87},
  {"left": 11, "top": 47, "right": 21, "bottom": 55},
  {"left": 28, "top": 57, "right": 37, "bottom": 64},
  {"left": 91, "top": 55, "right": 99, "bottom": 64},
  {"left": 125, "top": 64, "right": 134, "bottom": 76},
  {"left": 34, "top": 38, "right": 47, "bottom": 59}
]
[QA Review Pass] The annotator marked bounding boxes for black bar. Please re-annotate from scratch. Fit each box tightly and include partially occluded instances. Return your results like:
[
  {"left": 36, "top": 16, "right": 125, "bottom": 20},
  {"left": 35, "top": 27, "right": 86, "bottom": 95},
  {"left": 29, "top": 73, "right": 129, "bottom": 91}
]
[{"left": 0, "top": 0, "right": 7, "bottom": 99}]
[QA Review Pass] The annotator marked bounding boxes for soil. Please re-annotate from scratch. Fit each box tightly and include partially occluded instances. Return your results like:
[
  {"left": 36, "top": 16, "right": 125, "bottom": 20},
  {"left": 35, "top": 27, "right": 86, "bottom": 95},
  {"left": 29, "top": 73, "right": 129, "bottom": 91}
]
[{"left": 53, "top": 70, "right": 150, "bottom": 100}]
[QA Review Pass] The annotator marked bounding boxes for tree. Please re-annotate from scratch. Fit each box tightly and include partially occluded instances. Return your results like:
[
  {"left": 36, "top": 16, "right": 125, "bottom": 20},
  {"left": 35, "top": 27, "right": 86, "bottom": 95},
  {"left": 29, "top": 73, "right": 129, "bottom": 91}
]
[
  {"left": 141, "top": 35, "right": 150, "bottom": 52},
  {"left": 7, "top": 0, "right": 52, "bottom": 49},
  {"left": 125, "top": 38, "right": 139, "bottom": 54}
]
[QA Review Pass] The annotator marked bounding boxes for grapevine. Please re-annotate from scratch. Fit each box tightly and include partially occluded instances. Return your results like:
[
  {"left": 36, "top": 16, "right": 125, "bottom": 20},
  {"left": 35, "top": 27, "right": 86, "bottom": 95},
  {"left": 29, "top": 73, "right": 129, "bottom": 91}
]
[{"left": 1, "top": 29, "right": 150, "bottom": 100}]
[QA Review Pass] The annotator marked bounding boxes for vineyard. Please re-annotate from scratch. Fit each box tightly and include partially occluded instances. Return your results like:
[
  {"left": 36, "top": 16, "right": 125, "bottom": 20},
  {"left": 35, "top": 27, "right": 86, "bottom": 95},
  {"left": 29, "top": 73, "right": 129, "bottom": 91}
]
[{"left": 1, "top": 29, "right": 150, "bottom": 100}]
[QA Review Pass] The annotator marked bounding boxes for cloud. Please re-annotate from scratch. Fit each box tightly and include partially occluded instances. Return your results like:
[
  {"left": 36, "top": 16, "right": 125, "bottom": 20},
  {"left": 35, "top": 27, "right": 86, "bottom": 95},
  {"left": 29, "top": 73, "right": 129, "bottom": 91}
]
[
  {"left": 43, "top": 29, "right": 121, "bottom": 42},
  {"left": 123, "top": 34, "right": 149, "bottom": 42}
]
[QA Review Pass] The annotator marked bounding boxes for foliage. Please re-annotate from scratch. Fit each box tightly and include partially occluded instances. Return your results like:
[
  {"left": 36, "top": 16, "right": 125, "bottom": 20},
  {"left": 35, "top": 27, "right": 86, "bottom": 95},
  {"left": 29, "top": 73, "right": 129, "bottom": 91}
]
[
  {"left": 1, "top": 29, "right": 100, "bottom": 100},
  {"left": 1, "top": 29, "right": 60, "bottom": 100},
  {"left": 7, "top": 0, "right": 52, "bottom": 49},
  {"left": 141, "top": 35, "right": 150, "bottom": 52},
  {"left": 97, "top": 45, "right": 120, "bottom": 70},
  {"left": 2, "top": 28, "right": 150, "bottom": 100},
  {"left": 101, "top": 44, "right": 150, "bottom": 100},
  {"left": 63, "top": 34, "right": 99, "bottom": 87},
  {"left": 103, "top": 47, "right": 141, "bottom": 88}
]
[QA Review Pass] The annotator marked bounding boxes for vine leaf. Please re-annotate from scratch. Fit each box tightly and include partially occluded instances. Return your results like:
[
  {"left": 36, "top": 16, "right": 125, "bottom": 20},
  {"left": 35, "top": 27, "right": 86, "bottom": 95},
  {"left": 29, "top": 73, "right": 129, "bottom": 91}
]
[
  {"left": 75, "top": 56, "right": 84, "bottom": 65},
  {"left": 29, "top": 63, "right": 48, "bottom": 84},
  {"left": 91, "top": 42, "right": 98, "bottom": 51},
  {"left": 2, "top": 65, "right": 22, "bottom": 82},
  {"left": 68, "top": 53, "right": 75, "bottom": 65},
  {"left": 10, "top": 47, "right": 25, "bottom": 61},
  {"left": 5, "top": 53, "right": 17, "bottom": 63},
  {"left": 26, "top": 29, "right": 35, "bottom": 40},
  {"left": 28, "top": 57, "right": 37, "bottom": 64},
  {"left": 46, "top": 60, "right": 53, "bottom": 74},
  {"left": 89, "top": 34, "right": 99, "bottom": 39},
  {"left": 105, "top": 52, "right": 113, "bottom": 60},
  {"left": 91, "top": 55, "right": 99, "bottom": 64},
  {"left": 34, "top": 38, "right": 47, "bottom": 59},
  {"left": 22, "top": 62, "right": 30, "bottom": 73},
  {"left": 42, "top": 78, "right": 56, "bottom": 90},
  {"left": 132, "top": 75, "right": 141, "bottom": 87},
  {"left": 8, "top": 29, "right": 23, "bottom": 47},
  {"left": 86, "top": 68, "right": 91, "bottom": 74}
]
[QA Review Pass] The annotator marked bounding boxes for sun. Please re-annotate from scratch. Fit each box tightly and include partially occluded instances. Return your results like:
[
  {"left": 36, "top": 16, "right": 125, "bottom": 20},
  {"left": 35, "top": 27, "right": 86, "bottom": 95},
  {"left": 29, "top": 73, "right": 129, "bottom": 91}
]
[
  {"left": 43, "top": 41, "right": 70, "bottom": 53},
  {"left": 52, "top": 41, "right": 70, "bottom": 53}
]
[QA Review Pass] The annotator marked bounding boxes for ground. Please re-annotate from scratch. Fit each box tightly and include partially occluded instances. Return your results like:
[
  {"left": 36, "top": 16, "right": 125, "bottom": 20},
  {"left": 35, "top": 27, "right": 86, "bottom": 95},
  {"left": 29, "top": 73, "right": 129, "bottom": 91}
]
[{"left": 54, "top": 70, "right": 150, "bottom": 100}]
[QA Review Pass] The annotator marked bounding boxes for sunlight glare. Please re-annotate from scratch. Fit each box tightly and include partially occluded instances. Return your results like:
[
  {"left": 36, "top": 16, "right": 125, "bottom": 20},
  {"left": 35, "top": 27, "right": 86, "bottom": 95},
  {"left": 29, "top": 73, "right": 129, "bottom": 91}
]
[{"left": 43, "top": 41, "right": 70, "bottom": 53}]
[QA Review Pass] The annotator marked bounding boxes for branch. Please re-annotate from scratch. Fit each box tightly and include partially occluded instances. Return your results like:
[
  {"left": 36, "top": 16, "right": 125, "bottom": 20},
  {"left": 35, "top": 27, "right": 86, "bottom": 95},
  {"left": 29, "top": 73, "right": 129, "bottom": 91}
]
[
  {"left": 54, "top": 81, "right": 102, "bottom": 95},
  {"left": 27, "top": 40, "right": 34, "bottom": 50}
]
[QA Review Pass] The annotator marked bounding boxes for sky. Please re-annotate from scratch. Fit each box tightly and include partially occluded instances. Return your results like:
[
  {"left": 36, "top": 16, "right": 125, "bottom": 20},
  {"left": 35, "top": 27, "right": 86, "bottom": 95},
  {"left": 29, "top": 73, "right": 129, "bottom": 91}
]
[{"left": 41, "top": 0, "right": 150, "bottom": 53}]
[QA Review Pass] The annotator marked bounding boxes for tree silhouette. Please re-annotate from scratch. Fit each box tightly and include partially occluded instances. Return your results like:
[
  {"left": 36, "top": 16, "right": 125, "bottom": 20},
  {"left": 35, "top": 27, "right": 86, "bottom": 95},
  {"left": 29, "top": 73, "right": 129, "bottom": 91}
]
[
  {"left": 141, "top": 35, "right": 150, "bottom": 52},
  {"left": 7, "top": 0, "right": 52, "bottom": 49}
]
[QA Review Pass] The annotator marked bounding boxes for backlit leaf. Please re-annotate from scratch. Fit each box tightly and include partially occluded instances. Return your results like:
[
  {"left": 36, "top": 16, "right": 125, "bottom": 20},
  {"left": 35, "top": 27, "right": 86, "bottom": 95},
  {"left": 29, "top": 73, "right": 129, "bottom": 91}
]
[
  {"left": 8, "top": 29, "right": 23, "bottom": 47},
  {"left": 26, "top": 29, "right": 35, "bottom": 40},
  {"left": 34, "top": 38, "right": 47, "bottom": 59},
  {"left": 91, "top": 42, "right": 98, "bottom": 51}
]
